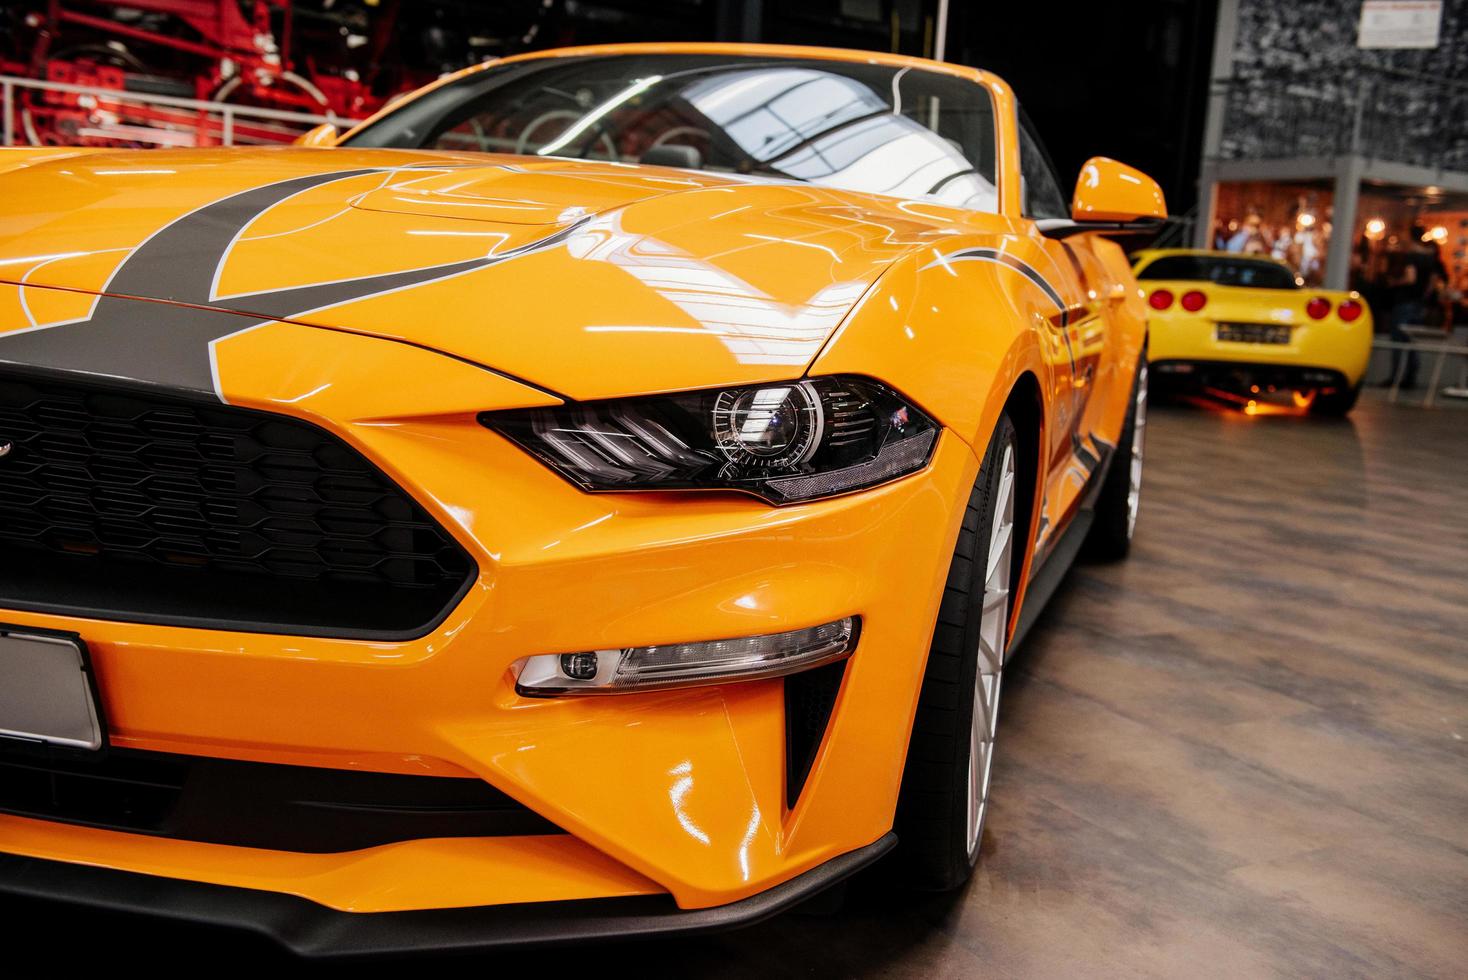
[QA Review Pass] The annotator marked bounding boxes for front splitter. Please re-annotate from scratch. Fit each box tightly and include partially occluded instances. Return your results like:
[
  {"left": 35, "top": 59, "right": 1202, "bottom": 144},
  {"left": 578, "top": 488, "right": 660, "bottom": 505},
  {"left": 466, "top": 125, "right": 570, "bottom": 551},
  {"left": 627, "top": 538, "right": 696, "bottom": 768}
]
[{"left": 0, "top": 832, "right": 897, "bottom": 958}]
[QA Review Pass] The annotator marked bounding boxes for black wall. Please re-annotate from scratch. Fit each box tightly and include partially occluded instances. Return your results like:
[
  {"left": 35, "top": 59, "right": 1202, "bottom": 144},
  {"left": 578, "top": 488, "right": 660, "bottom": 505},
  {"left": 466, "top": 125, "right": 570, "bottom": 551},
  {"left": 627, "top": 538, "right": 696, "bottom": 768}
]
[{"left": 945, "top": 0, "right": 1218, "bottom": 216}]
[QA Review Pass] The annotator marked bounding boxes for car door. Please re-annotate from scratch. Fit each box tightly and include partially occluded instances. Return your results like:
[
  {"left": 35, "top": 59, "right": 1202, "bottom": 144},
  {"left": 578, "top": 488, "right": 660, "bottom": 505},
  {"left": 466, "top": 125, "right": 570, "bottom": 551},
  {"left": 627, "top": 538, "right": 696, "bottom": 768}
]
[
  {"left": 1059, "top": 235, "right": 1131, "bottom": 470},
  {"left": 1015, "top": 111, "right": 1109, "bottom": 558}
]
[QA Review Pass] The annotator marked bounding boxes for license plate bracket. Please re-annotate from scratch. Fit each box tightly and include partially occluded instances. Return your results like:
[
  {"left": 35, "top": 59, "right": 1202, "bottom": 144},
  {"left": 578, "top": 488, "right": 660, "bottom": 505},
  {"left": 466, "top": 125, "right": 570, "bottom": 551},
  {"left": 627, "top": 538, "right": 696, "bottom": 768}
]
[
  {"left": 0, "top": 624, "right": 107, "bottom": 752},
  {"left": 1216, "top": 322, "right": 1292, "bottom": 345}
]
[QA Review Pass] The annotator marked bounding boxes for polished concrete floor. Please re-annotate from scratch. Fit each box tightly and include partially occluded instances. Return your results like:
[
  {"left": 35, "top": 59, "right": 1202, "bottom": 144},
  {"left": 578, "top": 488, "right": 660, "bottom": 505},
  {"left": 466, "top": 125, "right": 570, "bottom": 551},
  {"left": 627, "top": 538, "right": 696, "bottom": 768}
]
[{"left": 9, "top": 391, "right": 1467, "bottom": 976}]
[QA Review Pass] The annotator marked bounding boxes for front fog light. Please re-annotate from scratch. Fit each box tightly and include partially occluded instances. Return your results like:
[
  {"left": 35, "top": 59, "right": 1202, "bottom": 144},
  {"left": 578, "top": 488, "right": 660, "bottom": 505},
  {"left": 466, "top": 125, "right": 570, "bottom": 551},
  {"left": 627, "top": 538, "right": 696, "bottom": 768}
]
[{"left": 515, "top": 617, "right": 859, "bottom": 696}]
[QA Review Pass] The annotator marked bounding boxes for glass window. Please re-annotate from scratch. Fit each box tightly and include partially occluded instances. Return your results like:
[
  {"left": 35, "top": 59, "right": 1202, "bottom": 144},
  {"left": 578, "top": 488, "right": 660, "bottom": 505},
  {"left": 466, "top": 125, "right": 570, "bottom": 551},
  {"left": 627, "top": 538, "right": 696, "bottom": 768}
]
[
  {"left": 345, "top": 54, "right": 1000, "bottom": 212},
  {"left": 1137, "top": 255, "right": 1299, "bottom": 290},
  {"left": 1017, "top": 110, "right": 1069, "bottom": 220}
]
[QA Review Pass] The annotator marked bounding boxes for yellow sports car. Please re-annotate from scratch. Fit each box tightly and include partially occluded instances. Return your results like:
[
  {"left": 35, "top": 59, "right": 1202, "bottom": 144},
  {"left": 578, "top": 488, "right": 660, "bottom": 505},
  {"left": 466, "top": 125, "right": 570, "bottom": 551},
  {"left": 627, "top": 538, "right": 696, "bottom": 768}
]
[
  {"left": 0, "top": 43, "right": 1161, "bottom": 953},
  {"left": 1132, "top": 248, "right": 1372, "bottom": 415}
]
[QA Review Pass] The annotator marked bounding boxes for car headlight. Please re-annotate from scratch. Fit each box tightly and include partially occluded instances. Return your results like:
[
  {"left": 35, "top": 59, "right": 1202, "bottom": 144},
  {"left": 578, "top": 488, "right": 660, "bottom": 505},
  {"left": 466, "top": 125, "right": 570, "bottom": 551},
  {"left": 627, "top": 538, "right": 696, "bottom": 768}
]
[{"left": 480, "top": 376, "right": 938, "bottom": 504}]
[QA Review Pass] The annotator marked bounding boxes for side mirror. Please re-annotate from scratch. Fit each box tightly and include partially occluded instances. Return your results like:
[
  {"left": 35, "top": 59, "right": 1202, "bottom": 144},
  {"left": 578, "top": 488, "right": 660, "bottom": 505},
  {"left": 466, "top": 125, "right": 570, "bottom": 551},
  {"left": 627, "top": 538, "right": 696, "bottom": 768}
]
[
  {"left": 293, "top": 123, "right": 339, "bottom": 147},
  {"left": 1041, "top": 156, "right": 1166, "bottom": 238}
]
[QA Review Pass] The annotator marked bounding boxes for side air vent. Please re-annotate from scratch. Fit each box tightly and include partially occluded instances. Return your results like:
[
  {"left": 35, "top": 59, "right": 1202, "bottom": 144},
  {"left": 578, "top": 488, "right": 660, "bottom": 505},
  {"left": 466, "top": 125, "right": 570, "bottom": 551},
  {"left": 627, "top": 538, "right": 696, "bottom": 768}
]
[{"left": 784, "top": 659, "right": 847, "bottom": 807}]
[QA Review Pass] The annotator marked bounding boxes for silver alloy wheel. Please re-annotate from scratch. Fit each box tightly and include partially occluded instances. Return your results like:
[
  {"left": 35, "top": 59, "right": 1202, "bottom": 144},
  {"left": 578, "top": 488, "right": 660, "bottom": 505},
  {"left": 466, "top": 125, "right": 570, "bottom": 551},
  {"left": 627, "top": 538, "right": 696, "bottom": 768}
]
[
  {"left": 966, "top": 443, "right": 1015, "bottom": 858},
  {"left": 1126, "top": 362, "right": 1148, "bottom": 540}
]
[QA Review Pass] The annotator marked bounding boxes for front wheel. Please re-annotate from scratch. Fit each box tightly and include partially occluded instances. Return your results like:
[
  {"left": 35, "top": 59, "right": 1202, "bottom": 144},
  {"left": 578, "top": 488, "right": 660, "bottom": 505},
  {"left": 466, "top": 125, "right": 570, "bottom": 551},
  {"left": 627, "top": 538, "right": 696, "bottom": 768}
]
[{"left": 895, "top": 414, "right": 1018, "bottom": 890}]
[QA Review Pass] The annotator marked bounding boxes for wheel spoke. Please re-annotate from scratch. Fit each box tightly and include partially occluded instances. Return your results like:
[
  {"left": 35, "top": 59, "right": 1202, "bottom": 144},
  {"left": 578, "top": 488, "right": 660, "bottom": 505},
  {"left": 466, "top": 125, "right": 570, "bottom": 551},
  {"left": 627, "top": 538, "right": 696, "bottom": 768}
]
[
  {"left": 1126, "top": 365, "right": 1148, "bottom": 539},
  {"left": 967, "top": 441, "right": 1015, "bottom": 858},
  {"left": 986, "top": 517, "right": 1013, "bottom": 583}
]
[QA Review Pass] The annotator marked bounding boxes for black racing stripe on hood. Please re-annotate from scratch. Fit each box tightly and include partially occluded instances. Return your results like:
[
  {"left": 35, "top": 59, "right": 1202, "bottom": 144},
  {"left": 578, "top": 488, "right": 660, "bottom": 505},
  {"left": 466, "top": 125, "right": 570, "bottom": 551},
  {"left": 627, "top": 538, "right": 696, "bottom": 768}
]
[
  {"left": 111, "top": 169, "right": 381, "bottom": 306},
  {"left": 0, "top": 169, "right": 577, "bottom": 400},
  {"left": 222, "top": 221, "right": 582, "bottom": 323}
]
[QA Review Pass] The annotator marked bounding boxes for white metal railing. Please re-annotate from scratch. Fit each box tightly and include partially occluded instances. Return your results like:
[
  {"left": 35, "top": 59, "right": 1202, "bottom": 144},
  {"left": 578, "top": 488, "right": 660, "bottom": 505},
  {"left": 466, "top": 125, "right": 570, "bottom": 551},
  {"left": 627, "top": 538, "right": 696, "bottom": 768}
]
[
  {"left": 1, "top": 73, "right": 362, "bottom": 148},
  {"left": 1371, "top": 327, "right": 1468, "bottom": 408}
]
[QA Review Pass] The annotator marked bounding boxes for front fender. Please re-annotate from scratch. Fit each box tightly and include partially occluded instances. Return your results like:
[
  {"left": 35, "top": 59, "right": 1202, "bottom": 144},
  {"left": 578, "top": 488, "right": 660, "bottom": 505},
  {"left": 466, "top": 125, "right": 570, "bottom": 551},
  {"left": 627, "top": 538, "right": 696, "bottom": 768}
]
[{"left": 807, "top": 238, "right": 1055, "bottom": 457}]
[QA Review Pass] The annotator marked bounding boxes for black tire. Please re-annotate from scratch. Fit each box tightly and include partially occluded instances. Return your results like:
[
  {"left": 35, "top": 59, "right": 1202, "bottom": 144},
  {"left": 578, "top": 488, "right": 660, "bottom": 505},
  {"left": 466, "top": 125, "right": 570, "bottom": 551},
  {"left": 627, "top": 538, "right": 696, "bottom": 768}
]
[
  {"left": 1083, "top": 358, "right": 1147, "bottom": 562},
  {"left": 894, "top": 413, "right": 1018, "bottom": 891},
  {"left": 1309, "top": 382, "right": 1361, "bottom": 417}
]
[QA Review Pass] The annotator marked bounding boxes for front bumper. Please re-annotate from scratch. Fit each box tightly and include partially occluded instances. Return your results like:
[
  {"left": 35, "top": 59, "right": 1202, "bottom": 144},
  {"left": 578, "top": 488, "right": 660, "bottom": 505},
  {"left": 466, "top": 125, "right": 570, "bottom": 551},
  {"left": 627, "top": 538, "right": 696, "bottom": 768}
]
[
  {"left": 0, "top": 833, "right": 896, "bottom": 958},
  {"left": 0, "top": 314, "right": 980, "bottom": 922}
]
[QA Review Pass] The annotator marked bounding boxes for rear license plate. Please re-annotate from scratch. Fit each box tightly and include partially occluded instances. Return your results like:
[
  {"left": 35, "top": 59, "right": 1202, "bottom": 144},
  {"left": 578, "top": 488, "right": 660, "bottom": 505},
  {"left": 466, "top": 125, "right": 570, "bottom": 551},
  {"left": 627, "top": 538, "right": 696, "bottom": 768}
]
[
  {"left": 0, "top": 626, "right": 104, "bottom": 751},
  {"left": 1216, "top": 322, "right": 1291, "bottom": 345}
]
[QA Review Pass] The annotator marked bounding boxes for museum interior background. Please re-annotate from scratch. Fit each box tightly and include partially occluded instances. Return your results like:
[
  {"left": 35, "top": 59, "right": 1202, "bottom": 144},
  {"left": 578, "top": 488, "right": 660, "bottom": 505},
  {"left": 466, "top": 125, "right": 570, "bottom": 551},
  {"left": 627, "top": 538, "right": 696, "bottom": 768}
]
[
  {"left": 4, "top": 0, "right": 1464, "bottom": 321},
  {"left": 1, "top": 2, "right": 1466, "bottom": 975}
]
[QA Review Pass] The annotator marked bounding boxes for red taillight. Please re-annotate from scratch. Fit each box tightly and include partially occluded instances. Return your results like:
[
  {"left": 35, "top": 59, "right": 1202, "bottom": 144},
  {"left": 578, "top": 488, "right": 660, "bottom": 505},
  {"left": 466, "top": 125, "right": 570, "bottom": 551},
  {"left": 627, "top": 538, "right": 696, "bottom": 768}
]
[
  {"left": 1338, "top": 299, "right": 1364, "bottom": 322},
  {"left": 1148, "top": 289, "right": 1174, "bottom": 310},
  {"left": 1306, "top": 296, "right": 1331, "bottom": 320},
  {"left": 1181, "top": 290, "right": 1207, "bottom": 312}
]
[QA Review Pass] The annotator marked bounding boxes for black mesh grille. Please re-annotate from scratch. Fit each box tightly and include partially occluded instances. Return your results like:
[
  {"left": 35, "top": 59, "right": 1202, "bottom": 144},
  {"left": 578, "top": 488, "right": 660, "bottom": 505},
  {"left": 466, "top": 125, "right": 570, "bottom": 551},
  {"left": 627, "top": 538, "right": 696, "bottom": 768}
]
[
  {"left": 0, "top": 747, "right": 560, "bottom": 852},
  {"left": 0, "top": 374, "right": 474, "bottom": 637}
]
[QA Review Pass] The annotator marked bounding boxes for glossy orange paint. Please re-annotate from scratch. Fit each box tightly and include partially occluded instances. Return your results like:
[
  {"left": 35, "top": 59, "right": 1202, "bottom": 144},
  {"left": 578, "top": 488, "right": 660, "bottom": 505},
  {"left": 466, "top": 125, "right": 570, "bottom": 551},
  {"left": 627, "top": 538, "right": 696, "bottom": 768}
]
[
  {"left": 1071, "top": 156, "right": 1168, "bottom": 223},
  {"left": 0, "top": 43, "right": 1157, "bottom": 918},
  {"left": 0, "top": 815, "right": 661, "bottom": 912}
]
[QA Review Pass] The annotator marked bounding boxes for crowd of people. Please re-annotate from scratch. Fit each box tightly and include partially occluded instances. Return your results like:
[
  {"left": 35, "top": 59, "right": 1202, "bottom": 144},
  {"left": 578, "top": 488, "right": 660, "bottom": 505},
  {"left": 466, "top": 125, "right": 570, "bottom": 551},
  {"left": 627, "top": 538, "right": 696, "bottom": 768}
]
[
  {"left": 1212, "top": 214, "right": 1330, "bottom": 285},
  {"left": 1351, "top": 226, "right": 1462, "bottom": 390}
]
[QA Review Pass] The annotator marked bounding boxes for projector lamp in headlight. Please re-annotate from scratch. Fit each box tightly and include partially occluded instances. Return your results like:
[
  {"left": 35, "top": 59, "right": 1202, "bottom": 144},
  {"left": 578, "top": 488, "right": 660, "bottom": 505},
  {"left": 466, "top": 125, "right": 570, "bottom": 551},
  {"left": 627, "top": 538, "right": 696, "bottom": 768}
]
[
  {"left": 480, "top": 376, "right": 937, "bottom": 504},
  {"left": 515, "top": 617, "right": 859, "bottom": 696}
]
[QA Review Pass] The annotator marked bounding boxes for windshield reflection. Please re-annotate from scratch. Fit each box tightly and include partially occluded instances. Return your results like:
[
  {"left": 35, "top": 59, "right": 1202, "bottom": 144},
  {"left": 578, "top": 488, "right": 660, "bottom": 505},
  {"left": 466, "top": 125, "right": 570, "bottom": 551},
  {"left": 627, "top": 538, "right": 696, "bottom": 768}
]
[{"left": 347, "top": 54, "right": 999, "bottom": 212}]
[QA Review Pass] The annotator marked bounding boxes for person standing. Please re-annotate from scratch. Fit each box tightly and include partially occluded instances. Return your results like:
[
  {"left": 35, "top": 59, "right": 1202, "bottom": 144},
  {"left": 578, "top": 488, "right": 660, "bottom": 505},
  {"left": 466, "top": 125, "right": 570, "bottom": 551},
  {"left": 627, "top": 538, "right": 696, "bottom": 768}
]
[{"left": 1383, "top": 227, "right": 1449, "bottom": 389}]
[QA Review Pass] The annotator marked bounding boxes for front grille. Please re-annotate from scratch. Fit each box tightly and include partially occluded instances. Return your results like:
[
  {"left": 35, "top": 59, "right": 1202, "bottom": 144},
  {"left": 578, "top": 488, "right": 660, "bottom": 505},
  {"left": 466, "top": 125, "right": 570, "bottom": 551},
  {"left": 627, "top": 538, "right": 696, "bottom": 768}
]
[
  {"left": 0, "top": 374, "right": 474, "bottom": 638},
  {"left": 0, "top": 747, "right": 560, "bottom": 852},
  {"left": 1215, "top": 322, "right": 1292, "bottom": 345}
]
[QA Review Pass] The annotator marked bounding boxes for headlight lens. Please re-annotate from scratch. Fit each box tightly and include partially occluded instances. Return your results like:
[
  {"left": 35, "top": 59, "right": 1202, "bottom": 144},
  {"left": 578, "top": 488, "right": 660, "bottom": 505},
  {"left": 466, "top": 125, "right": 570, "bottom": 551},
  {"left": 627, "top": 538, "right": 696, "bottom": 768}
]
[{"left": 481, "top": 376, "right": 938, "bottom": 504}]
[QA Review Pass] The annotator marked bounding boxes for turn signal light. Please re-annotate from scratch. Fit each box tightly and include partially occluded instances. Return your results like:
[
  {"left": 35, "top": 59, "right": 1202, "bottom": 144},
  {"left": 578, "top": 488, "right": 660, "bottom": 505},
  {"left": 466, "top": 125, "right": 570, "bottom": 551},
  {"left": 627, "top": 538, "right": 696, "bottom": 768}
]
[
  {"left": 1306, "top": 297, "right": 1331, "bottom": 320},
  {"left": 1148, "top": 289, "right": 1174, "bottom": 310},
  {"left": 514, "top": 618, "right": 859, "bottom": 695},
  {"left": 1181, "top": 290, "right": 1207, "bottom": 312},
  {"left": 1337, "top": 299, "right": 1364, "bottom": 322}
]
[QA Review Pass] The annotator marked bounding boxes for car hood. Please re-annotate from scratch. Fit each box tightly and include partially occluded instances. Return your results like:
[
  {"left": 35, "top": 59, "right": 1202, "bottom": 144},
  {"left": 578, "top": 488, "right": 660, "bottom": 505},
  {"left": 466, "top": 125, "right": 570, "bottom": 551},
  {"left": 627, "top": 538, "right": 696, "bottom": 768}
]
[{"left": 0, "top": 147, "right": 950, "bottom": 400}]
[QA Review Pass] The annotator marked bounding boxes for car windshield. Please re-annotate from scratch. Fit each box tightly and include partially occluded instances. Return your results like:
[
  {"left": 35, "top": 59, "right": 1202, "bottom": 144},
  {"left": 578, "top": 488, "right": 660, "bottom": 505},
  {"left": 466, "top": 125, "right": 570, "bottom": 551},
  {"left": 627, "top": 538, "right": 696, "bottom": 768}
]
[
  {"left": 1138, "top": 255, "right": 1299, "bottom": 289},
  {"left": 343, "top": 53, "right": 999, "bottom": 212}
]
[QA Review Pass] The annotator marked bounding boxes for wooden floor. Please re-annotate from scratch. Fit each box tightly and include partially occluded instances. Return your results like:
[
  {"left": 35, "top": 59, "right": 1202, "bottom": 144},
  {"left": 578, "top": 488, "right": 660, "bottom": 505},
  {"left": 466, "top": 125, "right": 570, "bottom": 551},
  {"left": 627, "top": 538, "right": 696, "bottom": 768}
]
[{"left": 9, "top": 392, "right": 1467, "bottom": 976}]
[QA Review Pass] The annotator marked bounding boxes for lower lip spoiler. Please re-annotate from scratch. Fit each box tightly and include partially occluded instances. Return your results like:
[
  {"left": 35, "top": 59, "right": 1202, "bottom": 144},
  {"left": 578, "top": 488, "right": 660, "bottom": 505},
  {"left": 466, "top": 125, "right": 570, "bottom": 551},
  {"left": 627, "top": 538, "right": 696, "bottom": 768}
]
[{"left": 0, "top": 832, "right": 897, "bottom": 958}]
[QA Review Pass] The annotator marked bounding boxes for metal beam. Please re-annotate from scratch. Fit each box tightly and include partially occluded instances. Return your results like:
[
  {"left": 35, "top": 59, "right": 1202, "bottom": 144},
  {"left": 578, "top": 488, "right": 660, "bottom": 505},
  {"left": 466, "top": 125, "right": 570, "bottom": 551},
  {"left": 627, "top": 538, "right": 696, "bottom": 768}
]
[
  {"left": 1325, "top": 157, "right": 1362, "bottom": 290},
  {"left": 1205, "top": 155, "right": 1468, "bottom": 193},
  {"left": 934, "top": 0, "right": 951, "bottom": 62},
  {"left": 1199, "top": 0, "right": 1240, "bottom": 163},
  {"left": 716, "top": 0, "right": 762, "bottom": 42}
]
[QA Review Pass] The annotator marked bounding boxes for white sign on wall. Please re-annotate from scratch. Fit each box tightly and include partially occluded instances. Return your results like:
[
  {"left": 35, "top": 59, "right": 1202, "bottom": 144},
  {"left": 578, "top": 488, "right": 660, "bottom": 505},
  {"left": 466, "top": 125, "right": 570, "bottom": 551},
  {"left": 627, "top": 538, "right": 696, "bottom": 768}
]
[{"left": 1357, "top": 0, "right": 1443, "bottom": 49}]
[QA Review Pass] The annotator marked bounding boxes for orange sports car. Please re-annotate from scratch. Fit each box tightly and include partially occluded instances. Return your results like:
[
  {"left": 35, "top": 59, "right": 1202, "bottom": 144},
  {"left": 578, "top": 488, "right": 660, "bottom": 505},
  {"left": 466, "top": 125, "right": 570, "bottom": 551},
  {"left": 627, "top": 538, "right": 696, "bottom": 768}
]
[{"left": 0, "top": 43, "right": 1162, "bottom": 954}]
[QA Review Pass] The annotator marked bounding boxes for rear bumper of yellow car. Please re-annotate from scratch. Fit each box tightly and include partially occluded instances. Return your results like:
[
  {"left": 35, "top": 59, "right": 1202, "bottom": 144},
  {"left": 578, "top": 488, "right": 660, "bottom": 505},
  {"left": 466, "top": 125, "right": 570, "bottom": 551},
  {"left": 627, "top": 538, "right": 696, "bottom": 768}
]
[
  {"left": 0, "top": 320, "right": 982, "bottom": 946},
  {"left": 1147, "top": 308, "right": 1373, "bottom": 387}
]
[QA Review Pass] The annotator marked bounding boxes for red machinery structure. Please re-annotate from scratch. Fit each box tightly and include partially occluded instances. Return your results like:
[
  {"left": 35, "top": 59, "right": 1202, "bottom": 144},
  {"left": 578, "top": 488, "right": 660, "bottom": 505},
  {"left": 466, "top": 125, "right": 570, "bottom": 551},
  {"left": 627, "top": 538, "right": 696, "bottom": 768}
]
[{"left": 0, "top": 0, "right": 427, "bottom": 146}]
